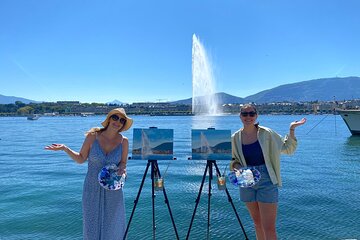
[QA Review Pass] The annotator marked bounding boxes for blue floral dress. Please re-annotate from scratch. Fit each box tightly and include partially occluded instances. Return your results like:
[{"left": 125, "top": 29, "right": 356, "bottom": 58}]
[{"left": 82, "top": 138, "right": 126, "bottom": 240}]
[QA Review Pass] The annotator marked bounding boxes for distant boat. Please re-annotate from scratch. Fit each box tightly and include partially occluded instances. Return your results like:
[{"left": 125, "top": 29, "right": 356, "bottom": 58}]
[
  {"left": 337, "top": 109, "right": 360, "bottom": 135},
  {"left": 27, "top": 114, "right": 40, "bottom": 120},
  {"left": 80, "top": 112, "right": 94, "bottom": 117}
]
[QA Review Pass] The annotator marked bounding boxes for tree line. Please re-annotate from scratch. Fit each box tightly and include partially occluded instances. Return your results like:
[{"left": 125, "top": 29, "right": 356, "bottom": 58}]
[{"left": 0, "top": 101, "right": 109, "bottom": 116}]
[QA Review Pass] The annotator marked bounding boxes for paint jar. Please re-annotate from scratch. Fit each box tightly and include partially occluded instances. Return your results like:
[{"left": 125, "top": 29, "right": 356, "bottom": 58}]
[
  {"left": 154, "top": 177, "right": 164, "bottom": 191},
  {"left": 217, "top": 176, "right": 226, "bottom": 190}
]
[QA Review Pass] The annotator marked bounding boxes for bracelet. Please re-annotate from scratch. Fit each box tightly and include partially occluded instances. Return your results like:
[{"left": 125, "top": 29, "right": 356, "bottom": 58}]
[{"left": 290, "top": 128, "right": 295, "bottom": 131}]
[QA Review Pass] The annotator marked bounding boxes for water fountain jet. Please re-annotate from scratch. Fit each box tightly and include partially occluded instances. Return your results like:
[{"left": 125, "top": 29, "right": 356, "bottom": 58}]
[{"left": 192, "top": 34, "right": 221, "bottom": 115}]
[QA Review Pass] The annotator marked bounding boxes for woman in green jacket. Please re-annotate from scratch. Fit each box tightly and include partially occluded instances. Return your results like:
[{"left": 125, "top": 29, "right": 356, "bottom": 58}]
[{"left": 230, "top": 104, "right": 306, "bottom": 240}]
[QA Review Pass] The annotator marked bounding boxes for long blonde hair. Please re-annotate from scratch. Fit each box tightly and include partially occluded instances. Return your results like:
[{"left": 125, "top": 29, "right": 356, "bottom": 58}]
[{"left": 85, "top": 126, "right": 107, "bottom": 136}]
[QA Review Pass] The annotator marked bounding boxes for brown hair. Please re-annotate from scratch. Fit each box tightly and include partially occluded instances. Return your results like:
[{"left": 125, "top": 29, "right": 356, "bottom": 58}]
[{"left": 240, "top": 103, "right": 257, "bottom": 113}]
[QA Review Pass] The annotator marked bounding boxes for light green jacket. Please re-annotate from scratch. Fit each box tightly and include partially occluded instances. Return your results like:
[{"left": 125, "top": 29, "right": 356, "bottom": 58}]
[{"left": 230, "top": 125, "right": 297, "bottom": 187}]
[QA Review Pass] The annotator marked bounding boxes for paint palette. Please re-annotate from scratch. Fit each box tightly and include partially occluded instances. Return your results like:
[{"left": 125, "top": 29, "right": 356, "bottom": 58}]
[
  {"left": 228, "top": 167, "right": 261, "bottom": 188},
  {"left": 98, "top": 164, "right": 125, "bottom": 190}
]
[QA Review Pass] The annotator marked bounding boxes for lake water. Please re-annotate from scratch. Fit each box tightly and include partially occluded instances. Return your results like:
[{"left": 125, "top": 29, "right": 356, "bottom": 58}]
[{"left": 0, "top": 114, "right": 359, "bottom": 240}]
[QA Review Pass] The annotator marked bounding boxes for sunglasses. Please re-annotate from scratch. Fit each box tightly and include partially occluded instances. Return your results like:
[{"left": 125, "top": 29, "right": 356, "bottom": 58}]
[
  {"left": 110, "top": 115, "right": 126, "bottom": 124},
  {"left": 240, "top": 111, "right": 257, "bottom": 117}
]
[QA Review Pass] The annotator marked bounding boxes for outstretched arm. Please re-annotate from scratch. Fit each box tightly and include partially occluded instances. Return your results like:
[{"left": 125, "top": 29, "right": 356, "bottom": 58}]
[{"left": 44, "top": 134, "right": 94, "bottom": 164}]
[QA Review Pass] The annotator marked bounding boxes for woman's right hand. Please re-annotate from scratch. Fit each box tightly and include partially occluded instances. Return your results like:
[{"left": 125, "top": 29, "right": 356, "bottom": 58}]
[{"left": 44, "top": 143, "right": 66, "bottom": 151}]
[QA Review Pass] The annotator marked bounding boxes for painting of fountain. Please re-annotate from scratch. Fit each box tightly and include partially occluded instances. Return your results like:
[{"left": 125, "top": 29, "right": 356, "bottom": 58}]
[
  {"left": 200, "top": 132, "right": 213, "bottom": 154},
  {"left": 191, "top": 129, "right": 232, "bottom": 160},
  {"left": 141, "top": 129, "right": 153, "bottom": 157},
  {"left": 132, "top": 128, "right": 174, "bottom": 160},
  {"left": 192, "top": 34, "right": 221, "bottom": 115}
]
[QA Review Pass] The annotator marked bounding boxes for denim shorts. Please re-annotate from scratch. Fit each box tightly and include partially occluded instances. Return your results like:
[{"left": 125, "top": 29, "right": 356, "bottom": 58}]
[{"left": 239, "top": 164, "right": 278, "bottom": 203}]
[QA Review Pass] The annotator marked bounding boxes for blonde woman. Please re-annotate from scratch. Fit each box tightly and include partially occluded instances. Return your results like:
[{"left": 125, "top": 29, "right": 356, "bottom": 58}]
[{"left": 45, "top": 108, "right": 133, "bottom": 240}]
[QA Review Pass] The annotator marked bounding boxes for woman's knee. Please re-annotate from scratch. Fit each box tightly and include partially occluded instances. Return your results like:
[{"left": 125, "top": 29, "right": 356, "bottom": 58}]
[
  {"left": 261, "top": 221, "right": 276, "bottom": 234},
  {"left": 252, "top": 215, "right": 263, "bottom": 228}
]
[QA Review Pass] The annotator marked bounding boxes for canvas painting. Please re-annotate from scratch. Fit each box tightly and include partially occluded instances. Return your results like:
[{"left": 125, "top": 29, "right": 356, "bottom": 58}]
[
  {"left": 132, "top": 128, "right": 174, "bottom": 160},
  {"left": 191, "top": 129, "right": 232, "bottom": 160}
]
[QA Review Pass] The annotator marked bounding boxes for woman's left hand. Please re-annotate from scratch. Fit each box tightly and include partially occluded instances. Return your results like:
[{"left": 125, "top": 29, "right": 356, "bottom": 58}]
[{"left": 290, "top": 118, "right": 307, "bottom": 129}]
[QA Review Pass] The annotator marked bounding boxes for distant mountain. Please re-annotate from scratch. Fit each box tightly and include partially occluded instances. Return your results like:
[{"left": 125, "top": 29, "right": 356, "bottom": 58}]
[
  {"left": 106, "top": 99, "right": 126, "bottom": 105},
  {"left": 215, "top": 92, "right": 245, "bottom": 104},
  {"left": 244, "top": 76, "right": 360, "bottom": 103},
  {"left": 171, "top": 76, "right": 360, "bottom": 104},
  {"left": 0, "top": 94, "right": 39, "bottom": 104},
  {"left": 170, "top": 92, "right": 245, "bottom": 105},
  {"left": 169, "top": 97, "right": 191, "bottom": 105},
  {"left": 2, "top": 76, "right": 359, "bottom": 105}
]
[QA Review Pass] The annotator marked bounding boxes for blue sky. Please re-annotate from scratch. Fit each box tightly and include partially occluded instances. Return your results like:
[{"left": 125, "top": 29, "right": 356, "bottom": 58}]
[{"left": 1, "top": 0, "right": 359, "bottom": 103}]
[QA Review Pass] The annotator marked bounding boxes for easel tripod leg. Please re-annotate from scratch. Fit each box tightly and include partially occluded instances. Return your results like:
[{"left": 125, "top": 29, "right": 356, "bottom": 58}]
[
  {"left": 207, "top": 161, "right": 213, "bottom": 239},
  {"left": 123, "top": 161, "right": 151, "bottom": 240},
  {"left": 154, "top": 161, "right": 180, "bottom": 240},
  {"left": 213, "top": 162, "right": 249, "bottom": 240},
  {"left": 186, "top": 161, "right": 209, "bottom": 240},
  {"left": 151, "top": 161, "right": 156, "bottom": 240}
]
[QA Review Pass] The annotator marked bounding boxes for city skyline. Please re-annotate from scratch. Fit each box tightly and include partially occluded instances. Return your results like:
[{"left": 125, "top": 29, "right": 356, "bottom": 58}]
[{"left": 1, "top": 1, "right": 360, "bottom": 104}]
